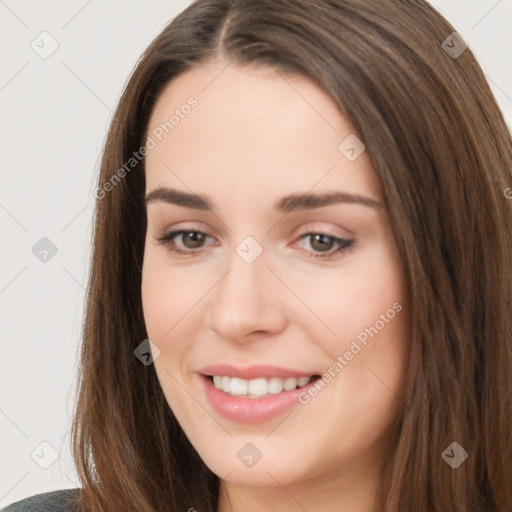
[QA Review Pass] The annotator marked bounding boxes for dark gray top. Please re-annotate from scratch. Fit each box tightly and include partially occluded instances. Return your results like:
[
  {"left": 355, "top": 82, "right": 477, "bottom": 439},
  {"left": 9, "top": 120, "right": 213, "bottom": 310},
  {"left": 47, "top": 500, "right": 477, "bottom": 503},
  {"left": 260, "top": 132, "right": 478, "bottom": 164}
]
[{"left": 1, "top": 488, "right": 82, "bottom": 512}]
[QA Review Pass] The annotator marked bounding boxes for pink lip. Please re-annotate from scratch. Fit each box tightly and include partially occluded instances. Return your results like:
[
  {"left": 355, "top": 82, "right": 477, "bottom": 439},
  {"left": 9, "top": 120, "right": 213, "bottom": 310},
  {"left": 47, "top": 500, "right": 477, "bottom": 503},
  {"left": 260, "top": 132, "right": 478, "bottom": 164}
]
[
  {"left": 199, "top": 363, "right": 316, "bottom": 380},
  {"left": 199, "top": 369, "right": 320, "bottom": 424}
]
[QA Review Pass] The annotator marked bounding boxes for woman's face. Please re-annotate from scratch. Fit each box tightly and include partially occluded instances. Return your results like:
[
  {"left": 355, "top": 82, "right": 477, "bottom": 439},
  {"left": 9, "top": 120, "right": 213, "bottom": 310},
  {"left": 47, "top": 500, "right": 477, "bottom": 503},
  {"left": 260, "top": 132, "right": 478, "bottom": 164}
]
[{"left": 141, "top": 59, "right": 410, "bottom": 491}]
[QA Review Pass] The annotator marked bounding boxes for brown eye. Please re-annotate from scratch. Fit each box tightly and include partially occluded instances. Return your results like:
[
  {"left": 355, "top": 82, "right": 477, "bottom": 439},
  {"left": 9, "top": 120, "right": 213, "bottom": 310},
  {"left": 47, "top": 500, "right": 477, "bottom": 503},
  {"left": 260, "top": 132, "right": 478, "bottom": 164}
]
[
  {"left": 309, "top": 234, "right": 336, "bottom": 253},
  {"left": 155, "top": 229, "right": 354, "bottom": 260},
  {"left": 298, "top": 233, "right": 354, "bottom": 259},
  {"left": 154, "top": 229, "right": 214, "bottom": 256},
  {"left": 180, "top": 231, "right": 207, "bottom": 249}
]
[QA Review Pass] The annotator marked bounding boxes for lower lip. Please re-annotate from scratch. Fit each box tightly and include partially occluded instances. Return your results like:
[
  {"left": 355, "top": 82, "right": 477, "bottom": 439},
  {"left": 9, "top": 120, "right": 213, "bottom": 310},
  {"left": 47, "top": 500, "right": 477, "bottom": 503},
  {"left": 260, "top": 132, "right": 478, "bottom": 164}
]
[{"left": 200, "top": 375, "right": 318, "bottom": 424}]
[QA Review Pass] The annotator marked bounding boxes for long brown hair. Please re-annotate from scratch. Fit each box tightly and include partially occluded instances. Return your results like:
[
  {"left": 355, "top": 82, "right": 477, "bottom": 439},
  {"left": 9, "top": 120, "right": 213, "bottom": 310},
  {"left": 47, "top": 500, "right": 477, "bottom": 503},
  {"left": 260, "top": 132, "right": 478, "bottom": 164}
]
[{"left": 71, "top": 1, "right": 512, "bottom": 510}]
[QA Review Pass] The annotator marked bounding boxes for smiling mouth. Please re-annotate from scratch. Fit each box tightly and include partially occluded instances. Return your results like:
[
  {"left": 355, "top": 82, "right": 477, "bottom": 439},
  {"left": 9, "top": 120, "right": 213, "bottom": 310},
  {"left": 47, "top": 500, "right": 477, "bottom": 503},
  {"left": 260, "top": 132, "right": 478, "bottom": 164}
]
[{"left": 207, "top": 374, "right": 321, "bottom": 399}]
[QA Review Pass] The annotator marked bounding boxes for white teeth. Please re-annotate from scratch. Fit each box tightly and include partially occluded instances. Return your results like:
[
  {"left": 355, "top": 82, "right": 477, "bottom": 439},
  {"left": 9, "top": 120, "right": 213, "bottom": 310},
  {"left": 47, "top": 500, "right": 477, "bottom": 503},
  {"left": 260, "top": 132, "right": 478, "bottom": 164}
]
[
  {"left": 268, "top": 377, "right": 284, "bottom": 394},
  {"left": 248, "top": 378, "right": 267, "bottom": 395},
  {"left": 211, "top": 375, "right": 313, "bottom": 398},
  {"left": 298, "top": 376, "right": 311, "bottom": 387},
  {"left": 283, "top": 377, "right": 297, "bottom": 391},
  {"left": 230, "top": 377, "right": 248, "bottom": 396},
  {"left": 222, "top": 376, "right": 230, "bottom": 393}
]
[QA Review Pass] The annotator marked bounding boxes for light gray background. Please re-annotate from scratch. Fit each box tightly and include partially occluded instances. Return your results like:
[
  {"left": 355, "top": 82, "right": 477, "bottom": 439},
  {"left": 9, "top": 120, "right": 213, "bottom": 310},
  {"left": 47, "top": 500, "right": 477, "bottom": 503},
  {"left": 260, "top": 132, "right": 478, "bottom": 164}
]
[{"left": 1, "top": 0, "right": 511, "bottom": 507}]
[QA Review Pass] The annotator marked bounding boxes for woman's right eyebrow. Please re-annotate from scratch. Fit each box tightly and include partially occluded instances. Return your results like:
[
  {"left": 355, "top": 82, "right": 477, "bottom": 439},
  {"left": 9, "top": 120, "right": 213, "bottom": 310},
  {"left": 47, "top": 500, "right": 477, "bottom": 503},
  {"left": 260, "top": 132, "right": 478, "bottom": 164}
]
[
  {"left": 145, "top": 187, "right": 211, "bottom": 210},
  {"left": 144, "top": 186, "right": 383, "bottom": 212}
]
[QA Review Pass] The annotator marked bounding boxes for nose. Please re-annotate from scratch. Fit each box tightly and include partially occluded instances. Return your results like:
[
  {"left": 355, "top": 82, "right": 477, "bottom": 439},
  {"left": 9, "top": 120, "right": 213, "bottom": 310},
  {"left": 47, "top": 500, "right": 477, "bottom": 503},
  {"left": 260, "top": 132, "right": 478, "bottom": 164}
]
[{"left": 204, "top": 247, "right": 288, "bottom": 343}]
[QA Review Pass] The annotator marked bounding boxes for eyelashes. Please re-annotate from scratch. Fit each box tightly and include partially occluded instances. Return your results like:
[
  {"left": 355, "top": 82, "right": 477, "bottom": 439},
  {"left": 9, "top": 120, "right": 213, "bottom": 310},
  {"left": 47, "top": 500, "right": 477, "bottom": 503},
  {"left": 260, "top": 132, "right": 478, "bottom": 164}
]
[{"left": 154, "top": 229, "right": 355, "bottom": 260}]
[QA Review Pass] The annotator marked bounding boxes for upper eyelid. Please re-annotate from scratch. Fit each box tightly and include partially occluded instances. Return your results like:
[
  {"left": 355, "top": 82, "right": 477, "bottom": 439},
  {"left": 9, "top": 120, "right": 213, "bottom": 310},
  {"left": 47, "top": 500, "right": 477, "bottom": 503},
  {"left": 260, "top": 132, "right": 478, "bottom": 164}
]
[
  {"left": 160, "top": 228, "right": 351, "bottom": 247},
  {"left": 157, "top": 221, "right": 351, "bottom": 239}
]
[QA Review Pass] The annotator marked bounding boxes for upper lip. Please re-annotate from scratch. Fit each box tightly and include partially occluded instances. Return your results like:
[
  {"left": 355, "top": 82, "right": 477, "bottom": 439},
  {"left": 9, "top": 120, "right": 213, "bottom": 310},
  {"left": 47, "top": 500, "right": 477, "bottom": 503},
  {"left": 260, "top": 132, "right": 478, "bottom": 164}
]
[{"left": 199, "top": 363, "right": 318, "bottom": 380}]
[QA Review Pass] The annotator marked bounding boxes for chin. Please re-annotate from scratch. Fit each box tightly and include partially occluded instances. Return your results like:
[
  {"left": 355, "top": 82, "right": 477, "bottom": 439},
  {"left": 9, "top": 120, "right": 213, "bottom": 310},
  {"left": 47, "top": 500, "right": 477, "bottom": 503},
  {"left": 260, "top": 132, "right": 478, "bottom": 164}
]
[{"left": 189, "top": 434, "right": 320, "bottom": 487}]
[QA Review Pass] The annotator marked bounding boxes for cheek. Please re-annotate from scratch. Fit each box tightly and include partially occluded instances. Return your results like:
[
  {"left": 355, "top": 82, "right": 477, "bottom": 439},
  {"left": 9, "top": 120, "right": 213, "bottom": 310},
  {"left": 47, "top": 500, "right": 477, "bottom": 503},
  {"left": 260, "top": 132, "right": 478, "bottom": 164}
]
[
  {"left": 141, "top": 262, "right": 170, "bottom": 340},
  {"left": 298, "top": 245, "right": 407, "bottom": 358},
  {"left": 319, "top": 249, "right": 410, "bottom": 419},
  {"left": 141, "top": 250, "right": 199, "bottom": 340},
  {"left": 140, "top": 259, "right": 194, "bottom": 414}
]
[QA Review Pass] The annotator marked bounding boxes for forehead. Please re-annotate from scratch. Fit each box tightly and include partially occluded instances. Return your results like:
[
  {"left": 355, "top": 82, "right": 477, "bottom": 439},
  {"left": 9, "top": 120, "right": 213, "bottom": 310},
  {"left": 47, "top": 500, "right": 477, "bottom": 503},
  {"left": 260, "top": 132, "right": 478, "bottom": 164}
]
[{"left": 144, "top": 60, "right": 381, "bottom": 204}]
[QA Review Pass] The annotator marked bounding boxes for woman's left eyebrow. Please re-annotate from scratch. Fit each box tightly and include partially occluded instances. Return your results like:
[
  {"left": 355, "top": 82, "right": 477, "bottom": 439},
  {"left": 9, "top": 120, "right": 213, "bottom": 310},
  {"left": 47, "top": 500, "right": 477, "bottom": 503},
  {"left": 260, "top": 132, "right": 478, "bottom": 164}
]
[{"left": 145, "top": 187, "right": 383, "bottom": 212}]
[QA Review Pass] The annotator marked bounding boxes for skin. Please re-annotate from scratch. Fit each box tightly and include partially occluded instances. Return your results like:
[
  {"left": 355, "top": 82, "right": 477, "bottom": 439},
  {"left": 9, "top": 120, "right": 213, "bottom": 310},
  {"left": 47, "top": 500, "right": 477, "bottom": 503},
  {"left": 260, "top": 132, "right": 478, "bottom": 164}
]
[{"left": 141, "top": 58, "right": 411, "bottom": 512}]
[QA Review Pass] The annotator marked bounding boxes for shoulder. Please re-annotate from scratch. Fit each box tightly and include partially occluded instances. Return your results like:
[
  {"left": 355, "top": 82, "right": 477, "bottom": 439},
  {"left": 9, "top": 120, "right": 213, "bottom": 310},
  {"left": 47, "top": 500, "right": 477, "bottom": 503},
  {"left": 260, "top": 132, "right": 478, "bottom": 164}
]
[{"left": 2, "top": 488, "right": 82, "bottom": 512}]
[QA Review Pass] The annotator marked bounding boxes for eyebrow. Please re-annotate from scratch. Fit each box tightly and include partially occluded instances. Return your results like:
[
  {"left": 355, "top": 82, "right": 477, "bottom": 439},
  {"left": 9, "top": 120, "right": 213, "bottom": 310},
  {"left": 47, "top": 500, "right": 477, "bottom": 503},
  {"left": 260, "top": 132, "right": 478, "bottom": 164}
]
[{"left": 145, "top": 187, "right": 383, "bottom": 212}]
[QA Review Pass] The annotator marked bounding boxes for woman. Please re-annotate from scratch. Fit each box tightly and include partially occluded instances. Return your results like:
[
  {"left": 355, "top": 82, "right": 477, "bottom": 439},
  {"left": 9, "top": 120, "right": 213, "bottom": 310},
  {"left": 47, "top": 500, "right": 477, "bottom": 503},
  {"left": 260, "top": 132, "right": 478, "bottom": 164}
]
[{"left": 4, "top": 0, "right": 511, "bottom": 510}]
